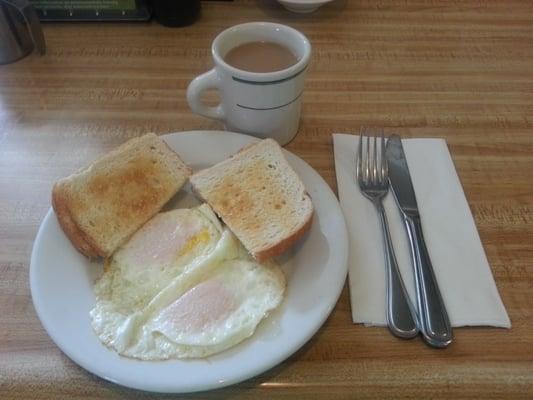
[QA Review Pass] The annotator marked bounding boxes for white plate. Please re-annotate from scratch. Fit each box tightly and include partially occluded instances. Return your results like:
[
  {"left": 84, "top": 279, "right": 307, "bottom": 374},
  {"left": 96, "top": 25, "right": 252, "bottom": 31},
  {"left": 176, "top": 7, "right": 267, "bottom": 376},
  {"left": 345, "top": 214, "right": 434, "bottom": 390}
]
[{"left": 30, "top": 131, "right": 348, "bottom": 393}]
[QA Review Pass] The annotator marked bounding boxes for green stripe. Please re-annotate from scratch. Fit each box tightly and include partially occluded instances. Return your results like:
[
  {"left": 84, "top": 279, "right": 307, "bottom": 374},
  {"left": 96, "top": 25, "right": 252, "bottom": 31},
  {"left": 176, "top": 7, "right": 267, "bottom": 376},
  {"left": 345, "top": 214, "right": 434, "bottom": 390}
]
[
  {"left": 232, "top": 65, "right": 307, "bottom": 85},
  {"left": 236, "top": 91, "right": 303, "bottom": 111}
]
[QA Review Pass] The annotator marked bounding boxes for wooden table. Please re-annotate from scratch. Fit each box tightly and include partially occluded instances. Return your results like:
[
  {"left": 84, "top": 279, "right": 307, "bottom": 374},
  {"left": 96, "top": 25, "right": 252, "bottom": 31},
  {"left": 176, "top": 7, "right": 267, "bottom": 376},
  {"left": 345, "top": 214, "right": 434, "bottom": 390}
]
[{"left": 1, "top": 0, "right": 532, "bottom": 398}]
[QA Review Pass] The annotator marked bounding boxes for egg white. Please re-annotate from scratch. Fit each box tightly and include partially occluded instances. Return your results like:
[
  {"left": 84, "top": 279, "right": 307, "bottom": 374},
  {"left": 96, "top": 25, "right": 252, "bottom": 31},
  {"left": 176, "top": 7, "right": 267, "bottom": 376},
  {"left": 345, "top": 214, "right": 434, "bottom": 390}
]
[
  {"left": 90, "top": 204, "right": 285, "bottom": 360},
  {"left": 94, "top": 204, "right": 223, "bottom": 315},
  {"left": 124, "top": 258, "right": 285, "bottom": 359}
]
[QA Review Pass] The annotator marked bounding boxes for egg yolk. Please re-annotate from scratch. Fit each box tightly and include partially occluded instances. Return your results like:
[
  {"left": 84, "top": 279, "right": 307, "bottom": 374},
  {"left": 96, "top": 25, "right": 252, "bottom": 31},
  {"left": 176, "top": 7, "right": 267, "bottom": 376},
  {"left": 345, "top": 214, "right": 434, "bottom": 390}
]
[
  {"left": 119, "top": 214, "right": 208, "bottom": 270},
  {"left": 154, "top": 280, "right": 237, "bottom": 335},
  {"left": 177, "top": 229, "right": 211, "bottom": 259}
]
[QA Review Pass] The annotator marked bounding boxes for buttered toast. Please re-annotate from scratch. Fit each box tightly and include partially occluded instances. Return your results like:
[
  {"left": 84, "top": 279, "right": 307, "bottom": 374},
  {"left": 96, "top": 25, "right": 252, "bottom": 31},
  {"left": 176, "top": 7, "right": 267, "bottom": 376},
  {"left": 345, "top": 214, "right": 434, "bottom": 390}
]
[
  {"left": 190, "top": 139, "right": 313, "bottom": 261},
  {"left": 52, "top": 133, "right": 191, "bottom": 258}
]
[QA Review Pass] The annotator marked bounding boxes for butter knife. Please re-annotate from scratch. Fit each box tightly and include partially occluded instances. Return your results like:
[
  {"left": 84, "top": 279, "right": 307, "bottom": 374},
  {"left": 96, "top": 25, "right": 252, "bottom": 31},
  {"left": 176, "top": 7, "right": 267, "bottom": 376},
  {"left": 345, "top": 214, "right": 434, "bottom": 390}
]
[{"left": 385, "top": 135, "right": 453, "bottom": 348}]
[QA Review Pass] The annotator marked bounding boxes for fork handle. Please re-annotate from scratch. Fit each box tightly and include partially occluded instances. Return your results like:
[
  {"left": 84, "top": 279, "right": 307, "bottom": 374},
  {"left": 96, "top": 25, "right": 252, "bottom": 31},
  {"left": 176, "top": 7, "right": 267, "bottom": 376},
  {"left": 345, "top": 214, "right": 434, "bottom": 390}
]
[
  {"left": 375, "top": 201, "right": 419, "bottom": 339},
  {"left": 403, "top": 215, "right": 453, "bottom": 348}
]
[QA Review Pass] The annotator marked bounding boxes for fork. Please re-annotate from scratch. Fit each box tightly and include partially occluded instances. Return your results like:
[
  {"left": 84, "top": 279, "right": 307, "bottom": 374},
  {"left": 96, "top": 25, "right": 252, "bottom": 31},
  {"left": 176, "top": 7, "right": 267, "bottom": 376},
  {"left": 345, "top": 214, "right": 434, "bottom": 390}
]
[{"left": 356, "top": 128, "right": 419, "bottom": 339}]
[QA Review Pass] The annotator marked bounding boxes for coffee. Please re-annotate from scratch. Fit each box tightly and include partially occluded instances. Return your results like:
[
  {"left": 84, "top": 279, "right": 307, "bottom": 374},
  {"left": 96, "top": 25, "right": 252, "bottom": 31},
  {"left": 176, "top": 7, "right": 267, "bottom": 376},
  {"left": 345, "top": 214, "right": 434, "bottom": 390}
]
[
  {"left": 224, "top": 41, "right": 298, "bottom": 73},
  {"left": 187, "top": 22, "right": 311, "bottom": 145}
]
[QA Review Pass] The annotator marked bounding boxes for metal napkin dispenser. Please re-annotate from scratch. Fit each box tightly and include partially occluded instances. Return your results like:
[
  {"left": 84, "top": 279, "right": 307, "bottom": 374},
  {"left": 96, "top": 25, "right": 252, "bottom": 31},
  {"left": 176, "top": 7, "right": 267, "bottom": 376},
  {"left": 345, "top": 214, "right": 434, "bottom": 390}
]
[{"left": 1, "top": 0, "right": 45, "bottom": 64}]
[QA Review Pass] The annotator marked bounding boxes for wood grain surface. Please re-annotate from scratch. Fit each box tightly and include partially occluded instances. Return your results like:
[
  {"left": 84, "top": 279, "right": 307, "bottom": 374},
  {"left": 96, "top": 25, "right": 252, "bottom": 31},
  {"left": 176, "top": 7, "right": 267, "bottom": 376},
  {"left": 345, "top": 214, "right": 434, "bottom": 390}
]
[{"left": 1, "top": 0, "right": 532, "bottom": 398}]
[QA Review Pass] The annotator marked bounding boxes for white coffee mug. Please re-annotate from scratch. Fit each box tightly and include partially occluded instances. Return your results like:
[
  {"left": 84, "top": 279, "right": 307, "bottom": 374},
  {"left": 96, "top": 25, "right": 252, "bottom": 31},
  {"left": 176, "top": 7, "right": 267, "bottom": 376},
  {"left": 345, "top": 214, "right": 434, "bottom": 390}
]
[{"left": 187, "top": 22, "right": 311, "bottom": 145}]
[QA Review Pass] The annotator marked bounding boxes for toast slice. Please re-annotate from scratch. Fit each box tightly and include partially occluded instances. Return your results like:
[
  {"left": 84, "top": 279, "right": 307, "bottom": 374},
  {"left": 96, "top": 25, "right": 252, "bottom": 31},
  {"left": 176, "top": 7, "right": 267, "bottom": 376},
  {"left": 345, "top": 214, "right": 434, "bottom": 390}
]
[
  {"left": 52, "top": 133, "right": 191, "bottom": 258},
  {"left": 190, "top": 138, "right": 313, "bottom": 261}
]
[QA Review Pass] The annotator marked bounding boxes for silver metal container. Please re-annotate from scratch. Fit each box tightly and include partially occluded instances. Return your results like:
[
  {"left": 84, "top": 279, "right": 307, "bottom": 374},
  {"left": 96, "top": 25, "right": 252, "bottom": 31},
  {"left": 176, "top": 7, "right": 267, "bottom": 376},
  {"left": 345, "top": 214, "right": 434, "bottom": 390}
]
[{"left": 1, "top": 0, "right": 45, "bottom": 65}]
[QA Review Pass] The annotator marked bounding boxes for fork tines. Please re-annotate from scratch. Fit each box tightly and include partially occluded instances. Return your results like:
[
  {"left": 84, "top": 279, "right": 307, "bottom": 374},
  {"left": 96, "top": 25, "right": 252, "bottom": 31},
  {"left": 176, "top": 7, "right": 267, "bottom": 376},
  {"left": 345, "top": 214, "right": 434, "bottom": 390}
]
[{"left": 357, "top": 127, "right": 387, "bottom": 188}]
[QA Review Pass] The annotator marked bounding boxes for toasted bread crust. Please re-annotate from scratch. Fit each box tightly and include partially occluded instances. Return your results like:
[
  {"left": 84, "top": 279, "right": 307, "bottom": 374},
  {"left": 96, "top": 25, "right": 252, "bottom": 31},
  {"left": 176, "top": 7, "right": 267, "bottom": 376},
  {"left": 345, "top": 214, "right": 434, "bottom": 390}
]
[
  {"left": 190, "top": 139, "right": 314, "bottom": 262},
  {"left": 252, "top": 211, "right": 313, "bottom": 262},
  {"left": 52, "top": 183, "right": 100, "bottom": 258},
  {"left": 52, "top": 133, "right": 191, "bottom": 259},
  {"left": 192, "top": 183, "right": 313, "bottom": 262}
]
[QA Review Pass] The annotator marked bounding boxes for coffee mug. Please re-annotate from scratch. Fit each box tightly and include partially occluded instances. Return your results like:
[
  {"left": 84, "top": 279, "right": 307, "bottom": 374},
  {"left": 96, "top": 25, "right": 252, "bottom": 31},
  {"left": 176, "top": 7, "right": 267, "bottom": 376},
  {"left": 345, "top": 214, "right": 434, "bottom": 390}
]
[{"left": 186, "top": 22, "right": 311, "bottom": 145}]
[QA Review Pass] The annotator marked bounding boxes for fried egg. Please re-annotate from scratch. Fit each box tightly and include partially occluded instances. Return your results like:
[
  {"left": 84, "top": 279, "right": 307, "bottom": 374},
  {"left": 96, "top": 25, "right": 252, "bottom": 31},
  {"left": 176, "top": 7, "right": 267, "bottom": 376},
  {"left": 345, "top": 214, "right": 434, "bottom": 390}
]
[
  {"left": 95, "top": 204, "right": 224, "bottom": 314},
  {"left": 90, "top": 204, "right": 285, "bottom": 360}
]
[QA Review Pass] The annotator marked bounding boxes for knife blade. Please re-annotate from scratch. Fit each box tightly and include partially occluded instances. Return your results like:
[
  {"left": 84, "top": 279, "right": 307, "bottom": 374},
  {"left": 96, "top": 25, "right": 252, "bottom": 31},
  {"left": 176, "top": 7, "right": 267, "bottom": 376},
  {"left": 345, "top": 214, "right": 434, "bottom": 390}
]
[{"left": 386, "top": 135, "right": 453, "bottom": 348}]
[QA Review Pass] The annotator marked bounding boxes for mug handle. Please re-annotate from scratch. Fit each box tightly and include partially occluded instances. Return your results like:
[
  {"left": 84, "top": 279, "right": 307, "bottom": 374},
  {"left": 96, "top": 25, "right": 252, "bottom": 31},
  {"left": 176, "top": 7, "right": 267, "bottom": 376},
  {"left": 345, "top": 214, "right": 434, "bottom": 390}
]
[{"left": 186, "top": 69, "right": 225, "bottom": 121}]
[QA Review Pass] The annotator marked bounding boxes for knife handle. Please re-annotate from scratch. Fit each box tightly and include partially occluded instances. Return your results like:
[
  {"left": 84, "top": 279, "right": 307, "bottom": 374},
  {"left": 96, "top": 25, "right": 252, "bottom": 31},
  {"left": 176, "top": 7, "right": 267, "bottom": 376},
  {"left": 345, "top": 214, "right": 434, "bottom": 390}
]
[
  {"left": 376, "top": 202, "right": 418, "bottom": 339},
  {"left": 404, "top": 215, "right": 453, "bottom": 348}
]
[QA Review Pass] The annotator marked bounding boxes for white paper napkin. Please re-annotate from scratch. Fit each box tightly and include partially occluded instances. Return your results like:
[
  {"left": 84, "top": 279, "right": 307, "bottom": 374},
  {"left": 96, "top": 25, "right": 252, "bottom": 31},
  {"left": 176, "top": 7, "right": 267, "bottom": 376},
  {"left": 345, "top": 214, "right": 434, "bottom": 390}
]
[{"left": 333, "top": 134, "right": 511, "bottom": 328}]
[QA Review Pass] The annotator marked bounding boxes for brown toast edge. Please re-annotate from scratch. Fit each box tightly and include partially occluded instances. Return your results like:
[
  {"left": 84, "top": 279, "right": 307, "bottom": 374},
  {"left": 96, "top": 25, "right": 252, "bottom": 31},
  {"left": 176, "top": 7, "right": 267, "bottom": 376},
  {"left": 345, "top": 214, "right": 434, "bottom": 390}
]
[
  {"left": 51, "top": 182, "right": 102, "bottom": 258},
  {"left": 51, "top": 135, "right": 191, "bottom": 260},
  {"left": 252, "top": 208, "right": 314, "bottom": 262}
]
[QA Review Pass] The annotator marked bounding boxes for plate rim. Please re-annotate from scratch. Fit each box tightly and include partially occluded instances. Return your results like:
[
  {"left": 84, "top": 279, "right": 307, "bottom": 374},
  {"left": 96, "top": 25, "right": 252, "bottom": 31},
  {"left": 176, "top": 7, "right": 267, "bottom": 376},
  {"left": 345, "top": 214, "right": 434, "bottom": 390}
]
[{"left": 30, "top": 130, "right": 348, "bottom": 393}]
